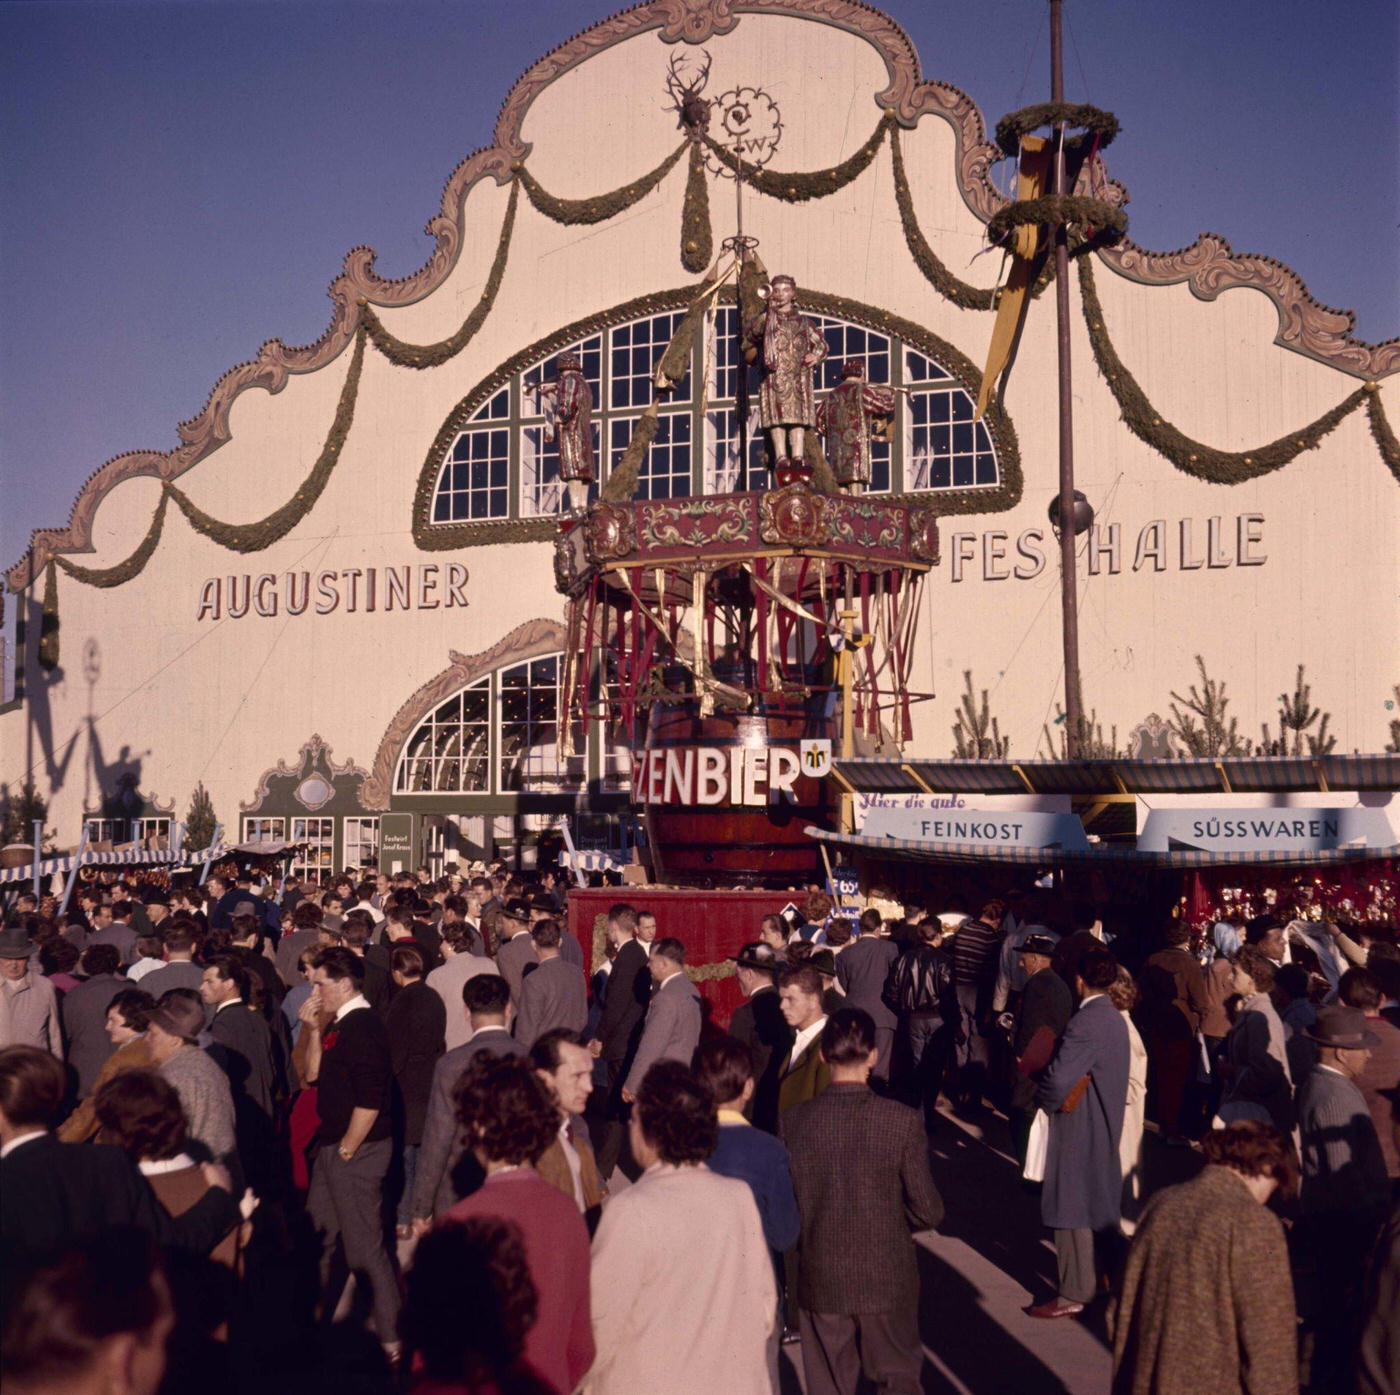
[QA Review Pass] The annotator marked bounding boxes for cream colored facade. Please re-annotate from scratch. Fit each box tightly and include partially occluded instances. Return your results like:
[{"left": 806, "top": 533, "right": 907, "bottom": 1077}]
[{"left": 4, "top": 1, "right": 1398, "bottom": 870}]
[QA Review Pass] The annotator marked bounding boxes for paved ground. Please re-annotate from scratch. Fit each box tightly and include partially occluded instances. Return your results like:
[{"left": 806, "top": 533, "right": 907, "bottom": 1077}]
[{"left": 776, "top": 1103, "right": 1202, "bottom": 1395}]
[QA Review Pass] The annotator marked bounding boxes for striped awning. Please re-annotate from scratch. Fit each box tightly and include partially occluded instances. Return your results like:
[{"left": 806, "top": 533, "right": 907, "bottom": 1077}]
[
  {"left": 0, "top": 845, "right": 223, "bottom": 887},
  {"left": 831, "top": 753, "right": 1400, "bottom": 797},
  {"left": 805, "top": 826, "right": 1400, "bottom": 871}
]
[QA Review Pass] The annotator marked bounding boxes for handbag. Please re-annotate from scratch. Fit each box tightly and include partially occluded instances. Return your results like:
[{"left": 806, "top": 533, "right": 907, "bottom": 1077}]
[
  {"left": 1059, "top": 1073, "right": 1092, "bottom": 1114},
  {"left": 1023, "top": 1108, "right": 1050, "bottom": 1182}
]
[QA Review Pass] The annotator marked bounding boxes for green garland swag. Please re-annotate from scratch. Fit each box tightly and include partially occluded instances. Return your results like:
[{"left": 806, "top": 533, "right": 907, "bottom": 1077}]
[
  {"left": 1078, "top": 257, "right": 1382, "bottom": 484},
  {"left": 995, "top": 103, "right": 1120, "bottom": 158},
  {"left": 518, "top": 141, "right": 688, "bottom": 226},
  {"left": 1368, "top": 387, "right": 1400, "bottom": 481},
  {"left": 167, "top": 326, "right": 366, "bottom": 552},
  {"left": 681, "top": 142, "right": 713, "bottom": 274},
  {"left": 986, "top": 195, "right": 1127, "bottom": 249},
  {"left": 363, "top": 181, "right": 519, "bottom": 370},
  {"left": 39, "top": 561, "right": 59, "bottom": 671},
  {"left": 888, "top": 126, "right": 996, "bottom": 311},
  {"left": 701, "top": 113, "right": 892, "bottom": 203},
  {"left": 55, "top": 489, "right": 170, "bottom": 588}
]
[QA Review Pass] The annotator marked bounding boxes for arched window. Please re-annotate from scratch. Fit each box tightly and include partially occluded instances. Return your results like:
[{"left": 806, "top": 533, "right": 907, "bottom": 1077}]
[
  {"left": 393, "top": 653, "right": 628, "bottom": 796},
  {"left": 429, "top": 299, "right": 998, "bottom": 525}
]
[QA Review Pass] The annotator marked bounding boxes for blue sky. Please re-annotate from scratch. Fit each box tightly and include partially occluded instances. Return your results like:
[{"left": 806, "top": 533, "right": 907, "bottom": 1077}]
[{"left": 2, "top": 0, "right": 1396, "bottom": 568}]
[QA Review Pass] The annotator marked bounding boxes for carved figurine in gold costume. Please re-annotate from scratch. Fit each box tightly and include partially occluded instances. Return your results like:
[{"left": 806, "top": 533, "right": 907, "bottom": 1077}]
[
  {"left": 535, "top": 352, "right": 595, "bottom": 511},
  {"left": 816, "top": 360, "right": 897, "bottom": 494},
  {"left": 742, "top": 275, "right": 827, "bottom": 475}
]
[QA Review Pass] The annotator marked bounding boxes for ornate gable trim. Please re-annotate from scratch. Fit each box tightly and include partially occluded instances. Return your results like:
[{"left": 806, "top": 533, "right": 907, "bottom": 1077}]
[
  {"left": 9, "top": 0, "right": 1395, "bottom": 592},
  {"left": 240, "top": 733, "right": 369, "bottom": 816}
]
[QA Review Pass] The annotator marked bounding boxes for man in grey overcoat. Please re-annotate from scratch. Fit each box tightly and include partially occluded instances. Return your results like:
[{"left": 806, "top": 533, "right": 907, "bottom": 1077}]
[{"left": 1032, "top": 947, "right": 1129, "bottom": 1318}]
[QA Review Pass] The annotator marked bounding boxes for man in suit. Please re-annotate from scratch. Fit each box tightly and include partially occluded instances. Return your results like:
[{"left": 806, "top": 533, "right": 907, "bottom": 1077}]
[
  {"left": 587, "top": 904, "right": 650, "bottom": 1178},
  {"left": 530, "top": 892, "right": 583, "bottom": 971},
  {"left": 835, "top": 917, "right": 900, "bottom": 1082},
  {"left": 0, "top": 1045, "right": 239, "bottom": 1283},
  {"left": 1031, "top": 948, "right": 1130, "bottom": 1320},
  {"left": 1003, "top": 935, "right": 1073, "bottom": 1166},
  {"left": 275, "top": 899, "right": 325, "bottom": 991},
  {"left": 411, "top": 973, "right": 525, "bottom": 1223},
  {"left": 60, "top": 944, "right": 128, "bottom": 1097},
  {"left": 777, "top": 965, "right": 831, "bottom": 1118},
  {"left": 1296, "top": 1004, "right": 1389, "bottom": 1389},
  {"left": 530, "top": 1027, "right": 605, "bottom": 1224},
  {"left": 0, "top": 925, "right": 62, "bottom": 1057},
  {"left": 514, "top": 918, "right": 587, "bottom": 1050},
  {"left": 783, "top": 1009, "right": 944, "bottom": 1395},
  {"left": 86, "top": 900, "right": 139, "bottom": 967},
  {"left": 137, "top": 921, "right": 204, "bottom": 999},
  {"left": 621, "top": 938, "right": 701, "bottom": 1104},
  {"left": 495, "top": 899, "right": 538, "bottom": 1005},
  {"left": 728, "top": 941, "right": 793, "bottom": 1133},
  {"left": 1339, "top": 968, "right": 1400, "bottom": 1181},
  {"left": 426, "top": 921, "right": 497, "bottom": 1051}
]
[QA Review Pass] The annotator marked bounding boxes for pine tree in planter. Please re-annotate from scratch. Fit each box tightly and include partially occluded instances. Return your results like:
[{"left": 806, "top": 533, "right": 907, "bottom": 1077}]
[
  {"left": 1258, "top": 666, "right": 1336, "bottom": 757},
  {"left": 184, "top": 782, "right": 217, "bottom": 853},
  {"left": 1168, "top": 656, "right": 1251, "bottom": 757},
  {"left": 951, "top": 671, "right": 1010, "bottom": 759}
]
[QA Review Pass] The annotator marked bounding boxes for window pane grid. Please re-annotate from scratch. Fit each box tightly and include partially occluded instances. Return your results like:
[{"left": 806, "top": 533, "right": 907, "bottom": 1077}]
[
  {"left": 242, "top": 817, "right": 286, "bottom": 844},
  {"left": 522, "top": 422, "right": 601, "bottom": 516},
  {"left": 395, "top": 679, "right": 491, "bottom": 793},
  {"left": 290, "top": 817, "right": 335, "bottom": 881},
  {"left": 498, "top": 654, "right": 585, "bottom": 792},
  {"left": 610, "top": 314, "right": 689, "bottom": 410},
  {"left": 907, "top": 389, "right": 998, "bottom": 490},
  {"left": 611, "top": 412, "right": 692, "bottom": 500},
  {"left": 343, "top": 817, "right": 379, "bottom": 871}
]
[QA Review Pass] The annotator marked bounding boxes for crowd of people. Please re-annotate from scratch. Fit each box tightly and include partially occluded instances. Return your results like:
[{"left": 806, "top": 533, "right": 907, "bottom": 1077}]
[{"left": 0, "top": 863, "right": 1396, "bottom": 1395}]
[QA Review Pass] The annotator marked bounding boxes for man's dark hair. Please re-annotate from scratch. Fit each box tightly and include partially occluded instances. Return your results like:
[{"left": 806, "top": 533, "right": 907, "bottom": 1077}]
[
  {"left": 652, "top": 936, "right": 686, "bottom": 965},
  {"left": 858, "top": 908, "right": 882, "bottom": 935},
  {"left": 692, "top": 1036, "right": 754, "bottom": 1107},
  {"left": 443, "top": 895, "right": 467, "bottom": 918},
  {"left": 825, "top": 918, "right": 854, "bottom": 948},
  {"left": 94, "top": 1070, "right": 187, "bottom": 1163},
  {"left": 779, "top": 964, "right": 823, "bottom": 1000},
  {"left": 292, "top": 900, "right": 324, "bottom": 931},
  {"left": 1200, "top": 1120, "right": 1295, "bottom": 1192},
  {"left": 133, "top": 934, "right": 163, "bottom": 961},
  {"left": 454, "top": 1056, "right": 558, "bottom": 1166},
  {"left": 1244, "top": 914, "right": 1280, "bottom": 946},
  {"left": 401, "top": 1219, "right": 537, "bottom": 1386},
  {"left": 821, "top": 1008, "right": 876, "bottom": 1066},
  {"left": 442, "top": 922, "right": 478, "bottom": 954},
  {"left": 205, "top": 954, "right": 250, "bottom": 1000},
  {"left": 79, "top": 944, "right": 121, "bottom": 979},
  {"left": 0, "top": 1230, "right": 168, "bottom": 1389},
  {"left": 311, "top": 945, "right": 364, "bottom": 985},
  {"left": 528, "top": 1027, "right": 581, "bottom": 1074},
  {"left": 1339, "top": 967, "right": 1382, "bottom": 1013},
  {"left": 387, "top": 904, "right": 415, "bottom": 929},
  {"left": 634, "top": 1060, "right": 716, "bottom": 1164},
  {"left": 530, "top": 918, "right": 562, "bottom": 950},
  {"left": 38, "top": 938, "right": 79, "bottom": 977},
  {"left": 161, "top": 922, "right": 197, "bottom": 955},
  {"left": 1078, "top": 948, "right": 1120, "bottom": 991},
  {"left": 0, "top": 1046, "right": 66, "bottom": 1128},
  {"left": 463, "top": 974, "right": 511, "bottom": 1015},
  {"left": 606, "top": 903, "right": 638, "bottom": 934},
  {"left": 107, "top": 988, "right": 155, "bottom": 1034},
  {"left": 391, "top": 944, "right": 426, "bottom": 980},
  {"left": 110, "top": 900, "right": 134, "bottom": 923},
  {"left": 1162, "top": 919, "right": 1191, "bottom": 947}
]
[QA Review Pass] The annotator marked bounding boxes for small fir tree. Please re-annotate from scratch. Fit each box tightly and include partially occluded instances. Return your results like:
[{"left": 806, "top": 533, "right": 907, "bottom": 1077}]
[
  {"left": 184, "top": 782, "right": 218, "bottom": 852},
  {"left": 952, "top": 670, "right": 1010, "bottom": 759},
  {"left": 1042, "top": 706, "right": 1122, "bottom": 759},
  {"left": 1388, "top": 686, "right": 1400, "bottom": 755},
  {"left": 1168, "top": 656, "right": 1251, "bottom": 757},
  {"left": 1258, "top": 665, "right": 1336, "bottom": 756},
  {"left": 1, "top": 782, "right": 53, "bottom": 849}
]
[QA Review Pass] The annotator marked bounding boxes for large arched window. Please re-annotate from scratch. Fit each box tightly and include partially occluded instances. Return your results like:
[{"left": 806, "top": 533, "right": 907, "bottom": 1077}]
[
  {"left": 429, "top": 300, "right": 998, "bottom": 524},
  {"left": 393, "top": 653, "right": 628, "bottom": 795}
]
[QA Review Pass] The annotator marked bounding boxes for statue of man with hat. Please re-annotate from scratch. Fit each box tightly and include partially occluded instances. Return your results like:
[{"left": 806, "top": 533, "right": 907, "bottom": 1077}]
[
  {"left": 742, "top": 275, "right": 827, "bottom": 478},
  {"left": 533, "top": 351, "right": 595, "bottom": 512}
]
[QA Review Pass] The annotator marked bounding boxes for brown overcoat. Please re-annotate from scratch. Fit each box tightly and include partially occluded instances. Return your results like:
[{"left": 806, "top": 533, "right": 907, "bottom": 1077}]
[{"left": 1111, "top": 1165, "right": 1297, "bottom": 1395}]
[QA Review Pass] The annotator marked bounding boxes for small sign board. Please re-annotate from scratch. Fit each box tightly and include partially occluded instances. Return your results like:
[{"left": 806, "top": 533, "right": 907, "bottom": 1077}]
[
  {"left": 829, "top": 863, "right": 861, "bottom": 905},
  {"left": 378, "top": 813, "right": 417, "bottom": 874},
  {"left": 1138, "top": 806, "right": 1394, "bottom": 855},
  {"left": 863, "top": 805, "right": 1090, "bottom": 852}
]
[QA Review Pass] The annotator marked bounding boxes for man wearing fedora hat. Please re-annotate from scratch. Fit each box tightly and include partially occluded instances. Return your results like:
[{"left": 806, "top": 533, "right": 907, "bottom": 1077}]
[
  {"left": 728, "top": 942, "right": 792, "bottom": 1134},
  {"left": 1296, "top": 1003, "right": 1389, "bottom": 1391},
  {"left": 494, "top": 899, "right": 538, "bottom": 1007},
  {"left": 0, "top": 926, "right": 61, "bottom": 1059},
  {"left": 1005, "top": 934, "right": 1072, "bottom": 1167}
]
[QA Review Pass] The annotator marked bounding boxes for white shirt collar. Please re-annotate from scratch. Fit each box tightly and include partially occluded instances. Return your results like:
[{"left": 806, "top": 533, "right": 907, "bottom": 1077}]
[
  {"left": 214, "top": 997, "right": 243, "bottom": 1014},
  {"left": 1079, "top": 992, "right": 1106, "bottom": 1009},
  {"left": 334, "top": 993, "right": 371, "bottom": 1022},
  {"left": 657, "top": 968, "right": 682, "bottom": 989},
  {"left": 138, "top": 1153, "right": 195, "bottom": 1176},
  {"left": 1, "top": 1130, "right": 46, "bottom": 1159},
  {"left": 790, "top": 1015, "right": 827, "bottom": 1064}
]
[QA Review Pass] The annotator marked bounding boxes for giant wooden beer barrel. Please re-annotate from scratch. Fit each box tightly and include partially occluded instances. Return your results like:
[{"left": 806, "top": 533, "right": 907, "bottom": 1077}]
[{"left": 637, "top": 697, "right": 834, "bottom": 888}]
